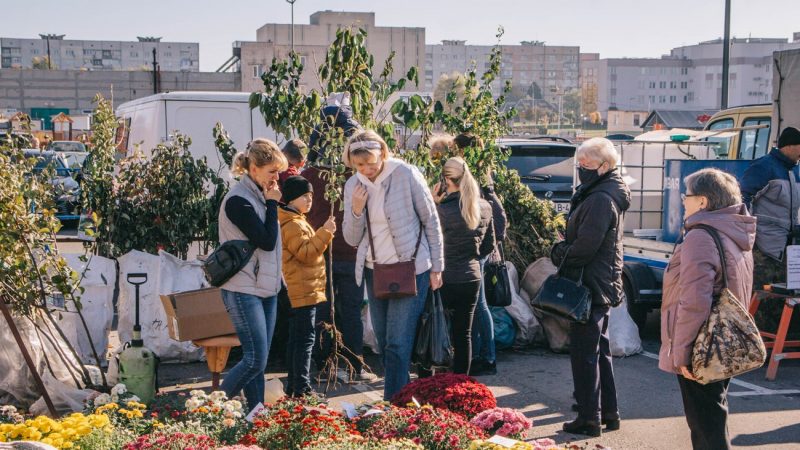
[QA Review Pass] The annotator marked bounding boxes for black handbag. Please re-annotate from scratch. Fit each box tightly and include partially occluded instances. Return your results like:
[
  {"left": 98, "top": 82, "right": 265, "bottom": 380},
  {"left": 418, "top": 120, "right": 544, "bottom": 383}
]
[
  {"left": 532, "top": 247, "right": 592, "bottom": 324},
  {"left": 412, "top": 289, "right": 454, "bottom": 370},
  {"left": 484, "top": 243, "right": 512, "bottom": 307},
  {"left": 202, "top": 240, "right": 256, "bottom": 287}
]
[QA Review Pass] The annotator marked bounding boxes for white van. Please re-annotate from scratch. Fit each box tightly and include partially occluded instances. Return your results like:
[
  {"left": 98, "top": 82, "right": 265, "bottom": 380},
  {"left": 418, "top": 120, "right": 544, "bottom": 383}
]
[{"left": 115, "top": 92, "right": 280, "bottom": 172}]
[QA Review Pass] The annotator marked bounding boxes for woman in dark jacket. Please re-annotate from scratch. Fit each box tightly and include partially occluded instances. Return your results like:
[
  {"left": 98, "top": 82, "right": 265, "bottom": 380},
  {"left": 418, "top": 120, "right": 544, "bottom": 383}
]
[
  {"left": 550, "top": 137, "right": 630, "bottom": 437},
  {"left": 433, "top": 156, "right": 496, "bottom": 374},
  {"left": 659, "top": 168, "right": 755, "bottom": 450},
  {"left": 431, "top": 133, "right": 508, "bottom": 376}
]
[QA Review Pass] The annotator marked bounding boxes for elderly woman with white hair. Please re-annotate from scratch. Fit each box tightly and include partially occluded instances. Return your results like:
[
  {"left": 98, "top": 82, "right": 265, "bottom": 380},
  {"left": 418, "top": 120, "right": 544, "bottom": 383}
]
[{"left": 550, "top": 137, "right": 631, "bottom": 437}]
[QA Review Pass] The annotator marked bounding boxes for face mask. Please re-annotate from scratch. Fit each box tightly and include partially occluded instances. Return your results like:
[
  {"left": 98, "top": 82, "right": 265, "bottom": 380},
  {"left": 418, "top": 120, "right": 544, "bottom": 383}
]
[{"left": 578, "top": 166, "right": 601, "bottom": 185}]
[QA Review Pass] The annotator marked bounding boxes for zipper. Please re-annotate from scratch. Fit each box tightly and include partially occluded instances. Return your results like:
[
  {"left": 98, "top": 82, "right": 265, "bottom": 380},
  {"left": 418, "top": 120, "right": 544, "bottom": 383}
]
[{"left": 666, "top": 310, "right": 673, "bottom": 357}]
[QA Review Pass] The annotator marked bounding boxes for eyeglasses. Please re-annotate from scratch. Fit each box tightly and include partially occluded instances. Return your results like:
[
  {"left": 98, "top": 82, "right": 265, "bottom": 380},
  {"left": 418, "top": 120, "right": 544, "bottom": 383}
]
[
  {"left": 680, "top": 193, "right": 698, "bottom": 201},
  {"left": 575, "top": 161, "right": 606, "bottom": 170}
]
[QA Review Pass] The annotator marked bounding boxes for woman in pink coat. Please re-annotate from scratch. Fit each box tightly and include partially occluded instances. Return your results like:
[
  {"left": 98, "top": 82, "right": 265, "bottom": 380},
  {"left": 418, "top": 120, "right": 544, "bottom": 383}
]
[{"left": 659, "top": 168, "right": 756, "bottom": 450}]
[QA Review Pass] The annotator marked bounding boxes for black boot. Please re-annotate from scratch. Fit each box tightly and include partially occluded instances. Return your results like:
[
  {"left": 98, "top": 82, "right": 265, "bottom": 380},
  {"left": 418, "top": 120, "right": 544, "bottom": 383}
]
[{"left": 562, "top": 418, "right": 602, "bottom": 437}]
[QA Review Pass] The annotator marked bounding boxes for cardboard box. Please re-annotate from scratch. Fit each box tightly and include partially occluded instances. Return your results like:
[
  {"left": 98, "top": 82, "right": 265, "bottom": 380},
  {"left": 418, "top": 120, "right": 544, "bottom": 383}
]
[{"left": 159, "top": 287, "right": 235, "bottom": 341}]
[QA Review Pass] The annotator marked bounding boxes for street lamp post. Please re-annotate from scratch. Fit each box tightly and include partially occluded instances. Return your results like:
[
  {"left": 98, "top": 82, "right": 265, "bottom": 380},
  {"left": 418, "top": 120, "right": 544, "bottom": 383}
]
[
  {"left": 286, "top": 0, "right": 297, "bottom": 53},
  {"left": 721, "top": 0, "right": 731, "bottom": 109}
]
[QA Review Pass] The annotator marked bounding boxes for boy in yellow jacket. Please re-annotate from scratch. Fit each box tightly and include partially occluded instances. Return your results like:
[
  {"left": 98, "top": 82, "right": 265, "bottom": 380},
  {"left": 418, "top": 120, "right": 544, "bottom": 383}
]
[{"left": 279, "top": 176, "right": 335, "bottom": 397}]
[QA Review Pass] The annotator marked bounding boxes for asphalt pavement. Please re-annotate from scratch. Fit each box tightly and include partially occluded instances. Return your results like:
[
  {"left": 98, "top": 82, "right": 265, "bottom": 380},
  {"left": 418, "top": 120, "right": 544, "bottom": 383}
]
[{"left": 157, "top": 311, "right": 800, "bottom": 449}]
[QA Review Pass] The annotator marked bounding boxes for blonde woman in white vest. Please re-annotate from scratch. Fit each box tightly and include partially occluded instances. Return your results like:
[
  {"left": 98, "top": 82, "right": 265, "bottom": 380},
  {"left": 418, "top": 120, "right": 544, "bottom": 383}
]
[{"left": 218, "top": 138, "right": 288, "bottom": 411}]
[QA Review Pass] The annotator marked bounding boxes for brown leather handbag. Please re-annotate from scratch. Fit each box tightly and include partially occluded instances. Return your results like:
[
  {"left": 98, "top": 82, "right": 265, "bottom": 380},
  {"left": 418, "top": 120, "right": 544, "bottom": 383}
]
[{"left": 365, "top": 207, "right": 423, "bottom": 299}]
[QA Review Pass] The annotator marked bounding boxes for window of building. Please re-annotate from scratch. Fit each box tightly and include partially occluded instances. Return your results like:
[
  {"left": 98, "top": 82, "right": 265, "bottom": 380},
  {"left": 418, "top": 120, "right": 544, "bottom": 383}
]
[
  {"left": 681, "top": 67, "right": 688, "bottom": 75},
  {"left": 670, "top": 81, "right": 677, "bottom": 89},
  {"left": 669, "top": 95, "right": 676, "bottom": 103},
  {"left": 649, "top": 95, "right": 656, "bottom": 104},
  {"left": 659, "top": 95, "right": 666, "bottom": 103},
  {"left": 680, "top": 81, "right": 688, "bottom": 89},
  {"left": 684, "top": 95, "right": 688, "bottom": 103},
  {"left": 130, "top": 51, "right": 139, "bottom": 57},
  {"left": 252, "top": 64, "right": 263, "bottom": 78},
  {"left": 31, "top": 48, "right": 40, "bottom": 55},
  {"left": 649, "top": 81, "right": 656, "bottom": 89},
  {"left": 164, "top": 52, "right": 172, "bottom": 57},
  {"left": 65, "top": 49, "right": 75, "bottom": 57},
  {"left": 633, "top": 114, "right": 641, "bottom": 126},
  {"left": 659, "top": 81, "right": 666, "bottom": 89},
  {"left": 641, "top": 67, "right": 646, "bottom": 75}
]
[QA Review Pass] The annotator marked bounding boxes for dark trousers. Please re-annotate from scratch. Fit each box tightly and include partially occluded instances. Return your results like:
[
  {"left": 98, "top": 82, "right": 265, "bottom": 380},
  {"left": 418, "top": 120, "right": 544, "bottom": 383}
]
[
  {"left": 286, "top": 304, "right": 316, "bottom": 396},
  {"left": 313, "top": 260, "right": 365, "bottom": 372},
  {"left": 441, "top": 280, "right": 482, "bottom": 374},
  {"left": 569, "top": 305, "right": 619, "bottom": 423},
  {"left": 677, "top": 375, "right": 731, "bottom": 450}
]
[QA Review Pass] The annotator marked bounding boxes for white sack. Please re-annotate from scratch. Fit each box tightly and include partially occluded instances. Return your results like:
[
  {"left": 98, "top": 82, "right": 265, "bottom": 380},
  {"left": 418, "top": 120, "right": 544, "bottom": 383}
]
[
  {"left": 502, "top": 262, "right": 542, "bottom": 347},
  {"left": 117, "top": 250, "right": 204, "bottom": 362},
  {"left": 609, "top": 298, "right": 643, "bottom": 357},
  {"left": 56, "top": 254, "right": 116, "bottom": 366},
  {"left": 362, "top": 303, "right": 380, "bottom": 355},
  {"left": 29, "top": 373, "right": 94, "bottom": 417},
  {"left": 0, "top": 313, "right": 88, "bottom": 408}
]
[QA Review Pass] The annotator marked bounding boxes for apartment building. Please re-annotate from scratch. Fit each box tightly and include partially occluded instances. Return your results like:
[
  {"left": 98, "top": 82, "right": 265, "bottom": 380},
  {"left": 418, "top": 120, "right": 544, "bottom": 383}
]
[
  {"left": 586, "top": 35, "right": 800, "bottom": 117},
  {"left": 425, "top": 40, "right": 580, "bottom": 104},
  {"left": 0, "top": 35, "right": 199, "bottom": 71},
  {"left": 240, "top": 11, "right": 425, "bottom": 93}
]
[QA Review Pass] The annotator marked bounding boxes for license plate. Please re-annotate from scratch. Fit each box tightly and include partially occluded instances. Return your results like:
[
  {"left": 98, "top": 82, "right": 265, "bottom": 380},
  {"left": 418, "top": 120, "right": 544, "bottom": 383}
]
[{"left": 554, "top": 202, "right": 571, "bottom": 213}]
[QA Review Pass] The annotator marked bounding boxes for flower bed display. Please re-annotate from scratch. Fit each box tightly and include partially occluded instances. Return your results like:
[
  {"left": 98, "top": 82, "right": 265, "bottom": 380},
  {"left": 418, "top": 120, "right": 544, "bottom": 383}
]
[
  {"left": 0, "top": 381, "right": 601, "bottom": 450},
  {"left": 391, "top": 373, "right": 497, "bottom": 419},
  {"left": 470, "top": 407, "right": 533, "bottom": 440},
  {"left": 356, "top": 404, "right": 486, "bottom": 449}
]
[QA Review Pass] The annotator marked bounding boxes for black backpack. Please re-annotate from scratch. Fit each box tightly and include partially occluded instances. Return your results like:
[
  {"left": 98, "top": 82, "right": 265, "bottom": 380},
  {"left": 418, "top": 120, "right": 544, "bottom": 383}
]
[{"left": 202, "top": 240, "right": 256, "bottom": 287}]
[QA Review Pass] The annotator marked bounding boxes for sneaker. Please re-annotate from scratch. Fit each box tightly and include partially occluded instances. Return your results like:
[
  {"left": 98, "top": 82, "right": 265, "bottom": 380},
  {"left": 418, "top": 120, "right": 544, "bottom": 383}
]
[
  {"left": 470, "top": 360, "right": 497, "bottom": 376},
  {"left": 349, "top": 371, "right": 378, "bottom": 383}
]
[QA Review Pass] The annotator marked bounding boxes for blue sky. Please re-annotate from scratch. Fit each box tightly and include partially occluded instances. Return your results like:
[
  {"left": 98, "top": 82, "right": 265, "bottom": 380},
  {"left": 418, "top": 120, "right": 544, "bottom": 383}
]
[{"left": 2, "top": 0, "right": 798, "bottom": 71}]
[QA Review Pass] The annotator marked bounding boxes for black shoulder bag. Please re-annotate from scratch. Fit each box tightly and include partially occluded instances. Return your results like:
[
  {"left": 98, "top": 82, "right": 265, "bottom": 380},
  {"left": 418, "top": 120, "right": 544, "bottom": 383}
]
[
  {"left": 532, "top": 246, "right": 592, "bottom": 324},
  {"left": 202, "top": 240, "right": 256, "bottom": 287},
  {"left": 484, "top": 243, "right": 513, "bottom": 307}
]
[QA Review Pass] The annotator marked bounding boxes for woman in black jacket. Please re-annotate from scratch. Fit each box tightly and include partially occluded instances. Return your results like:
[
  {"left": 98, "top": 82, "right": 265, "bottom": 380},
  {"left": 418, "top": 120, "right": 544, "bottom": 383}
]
[
  {"left": 550, "top": 137, "right": 630, "bottom": 437},
  {"left": 433, "top": 157, "right": 495, "bottom": 374}
]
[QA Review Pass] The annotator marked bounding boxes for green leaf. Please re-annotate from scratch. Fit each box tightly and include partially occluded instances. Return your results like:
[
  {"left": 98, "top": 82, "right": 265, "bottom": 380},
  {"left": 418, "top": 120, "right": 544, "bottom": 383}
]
[{"left": 248, "top": 92, "right": 261, "bottom": 109}]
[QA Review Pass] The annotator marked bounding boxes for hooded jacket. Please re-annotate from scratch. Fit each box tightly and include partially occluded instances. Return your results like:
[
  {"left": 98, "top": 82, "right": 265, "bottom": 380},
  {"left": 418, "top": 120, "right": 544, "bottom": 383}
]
[
  {"left": 550, "top": 169, "right": 631, "bottom": 306},
  {"left": 278, "top": 206, "right": 334, "bottom": 308},
  {"left": 658, "top": 204, "right": 756, "bottom": 374}
]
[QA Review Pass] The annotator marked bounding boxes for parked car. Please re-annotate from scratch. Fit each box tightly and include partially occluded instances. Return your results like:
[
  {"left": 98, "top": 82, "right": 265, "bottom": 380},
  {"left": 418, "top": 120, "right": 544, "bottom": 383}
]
[
  {"left": 47, "top": 140, "right": 87, "bottom": 153},
  {"left": 499, "top": 138, "right": 576, "bottom": 213},
  {"left": 47, "top": 141, "right": 89, "bottom": 169},
  {"left": 22, "top": 149, "right": 81, "bottom": 225}
]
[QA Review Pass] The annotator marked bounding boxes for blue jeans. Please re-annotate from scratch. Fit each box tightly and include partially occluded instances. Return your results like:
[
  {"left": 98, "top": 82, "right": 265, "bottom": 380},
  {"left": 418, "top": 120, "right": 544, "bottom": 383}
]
[
  {"left": 220, "top": 289, "right": 277, "bottom": 411},
  {"left": 286, "top": 304, "right": 316, "bottom": 396},
  {"left": 365, "top": 269, "right": 430, "bottom": 401},
  {"left": 471, "top": 258, "right": 496, "bottom": 363}
]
